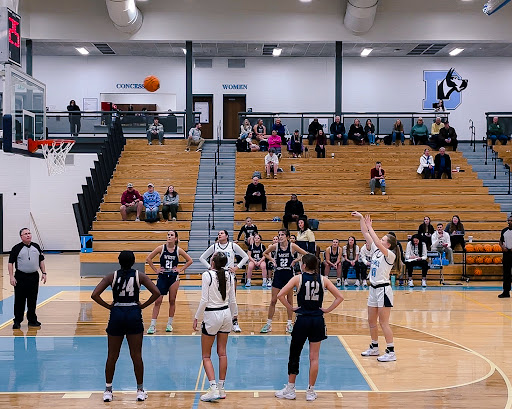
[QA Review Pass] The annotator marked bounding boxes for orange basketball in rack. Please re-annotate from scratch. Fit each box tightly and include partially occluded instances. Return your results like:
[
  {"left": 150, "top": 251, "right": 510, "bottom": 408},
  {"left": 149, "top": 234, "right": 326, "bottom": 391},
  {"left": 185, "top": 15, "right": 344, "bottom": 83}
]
[
  {"left": 143, "top": 75, "right": 160, "bottom": 92},
  {"left": 474, "top": 268, "right": 483, "bottom": 276},
  {"left": 493, "top": 257, "right": 503, "bottom": 264},
  {"left": 466, "top": 256, "right": 475, "bottom": 264},
  {"left": 465, "top": 244, "right": 474, "bottom": 252},
  {"left": 483, "top": 256, "right": 493, "bottom": 264},
  {"left": 483, "top": 244, "right": 493, "bottom": 252},
  {"left": 474, "top": 244, "right": 484, "bottom": 252},
  {"left": 493, "top": 244, "right": 502, "bottom": 252}
]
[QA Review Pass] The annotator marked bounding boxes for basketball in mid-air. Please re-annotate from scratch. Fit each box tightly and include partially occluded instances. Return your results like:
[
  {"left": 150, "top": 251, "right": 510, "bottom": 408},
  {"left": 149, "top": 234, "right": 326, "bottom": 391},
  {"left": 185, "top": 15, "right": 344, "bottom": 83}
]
[{"left": 144, "top": 75, "right": 160, "bottom": 92}]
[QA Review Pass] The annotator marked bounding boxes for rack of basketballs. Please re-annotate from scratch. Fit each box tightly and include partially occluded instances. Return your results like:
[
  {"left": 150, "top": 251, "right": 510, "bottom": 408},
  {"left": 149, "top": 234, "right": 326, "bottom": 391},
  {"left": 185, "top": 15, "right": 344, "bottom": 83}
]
[{"left": 464, "top": 243, "right": 503, "bottom": 279}]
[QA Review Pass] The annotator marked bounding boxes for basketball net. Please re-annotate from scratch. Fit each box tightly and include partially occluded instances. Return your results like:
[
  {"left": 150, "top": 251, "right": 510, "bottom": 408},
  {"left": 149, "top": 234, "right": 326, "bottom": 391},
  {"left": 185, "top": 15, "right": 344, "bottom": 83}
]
[{"left": 28, "top": 139, "right": 76, "bottom": 176}]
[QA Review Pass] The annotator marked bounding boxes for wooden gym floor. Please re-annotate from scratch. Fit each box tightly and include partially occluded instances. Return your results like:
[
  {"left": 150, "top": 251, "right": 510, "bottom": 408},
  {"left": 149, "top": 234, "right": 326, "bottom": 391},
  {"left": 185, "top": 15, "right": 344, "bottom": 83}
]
[{"left": 0, "top": 254, "right": 511, "bottom": 408}]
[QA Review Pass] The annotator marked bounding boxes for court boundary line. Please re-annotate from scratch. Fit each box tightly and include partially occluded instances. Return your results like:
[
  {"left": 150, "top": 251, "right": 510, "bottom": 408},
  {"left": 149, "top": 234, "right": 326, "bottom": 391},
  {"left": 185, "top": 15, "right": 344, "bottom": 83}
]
[
  {"left": 337, "top": 335, "right": 379, "bottom": 392},
  {"left": 454, "top": 291, "right": 512, "bottom": 320}
]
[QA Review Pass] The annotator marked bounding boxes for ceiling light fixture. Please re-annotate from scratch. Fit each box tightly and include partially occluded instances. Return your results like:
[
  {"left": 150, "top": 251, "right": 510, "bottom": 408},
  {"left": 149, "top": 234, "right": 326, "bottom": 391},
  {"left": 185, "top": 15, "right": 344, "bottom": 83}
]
[
  {"left": 300, "top": 0, "right": 313, "bottom": 2},
  {"left": 361, "top": 48, "right": 373, "bottom": 57},
  {"left": 272, "top": 48, "right": 282, "bottom": 57},
  {"left": 75, "top": 47, "right": 89, "bottom": 55},
  {"left": 449, "top": 48, "right": 464, "bottom": 56},
  {"left": 182, "top": 48, "right": 187, "bottom": 54}
]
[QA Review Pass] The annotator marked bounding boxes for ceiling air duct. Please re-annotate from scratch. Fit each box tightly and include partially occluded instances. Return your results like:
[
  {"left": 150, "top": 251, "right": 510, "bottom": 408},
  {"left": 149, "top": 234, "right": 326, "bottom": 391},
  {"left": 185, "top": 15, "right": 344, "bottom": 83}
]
[
  {"left": 105, "top": 0, "right": 143, "bottom": 34},
  {"left": 344, "top": 0, "right": 379, "bottom": 34}
]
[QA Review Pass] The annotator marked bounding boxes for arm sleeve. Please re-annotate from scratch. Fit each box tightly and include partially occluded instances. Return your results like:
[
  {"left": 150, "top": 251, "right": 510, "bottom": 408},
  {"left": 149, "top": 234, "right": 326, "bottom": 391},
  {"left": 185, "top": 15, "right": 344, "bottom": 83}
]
[
  {"left": 121, "top": 192, "right": 128, "bottom": 205},
  {"left": 32, "top": 243, "right": 45, "bottom": 262},
  {"left": 135, "top": 191, "right": 143, "bottom": 201},
  {"left": 500, "top": 229, "right": 506, "bottom": 243},
  {"left": 194, "top": 272, "right": 210, "bottom": 320},
  {"left": 199, "top": 245, "right": 215, "bottom": 269},
  {"left": 233, "top": 243, "right": 249, "bottom": 268},
  {"left": 8, "top": 244, "right": 21, "bottom": 264},
  {"left": 307, "top": 230, "right": 315, "bottom": 242},
  {"left": 405, "top": 242, "right": 412, "bottom": 260},
  {"left": 188, "top": 128, "right": 193, "bottom": 137},
  {"left": 155, "top": 193, "right": 161, "bottom": 206},
  {"left": 228, "top": 274, "right": 239, "bottom": 317},
  {"left": 298, "top": 202, "right": 304, "bottom": 215}
]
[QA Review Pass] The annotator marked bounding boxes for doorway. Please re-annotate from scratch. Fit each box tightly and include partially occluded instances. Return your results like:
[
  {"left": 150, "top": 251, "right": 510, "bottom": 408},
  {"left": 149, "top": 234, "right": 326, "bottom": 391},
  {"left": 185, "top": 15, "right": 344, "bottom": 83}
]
[
  {"left": 223, "top": 95, "right": 246, "bottom": 139},
  {"left": 192, "top": 95, "right": 213, "bottom": 139}
]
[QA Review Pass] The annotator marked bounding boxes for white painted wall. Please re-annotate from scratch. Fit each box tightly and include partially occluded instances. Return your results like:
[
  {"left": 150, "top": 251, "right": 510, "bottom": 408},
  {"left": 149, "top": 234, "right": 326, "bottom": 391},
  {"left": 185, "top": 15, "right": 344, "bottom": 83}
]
[
  {"left": 33, "top": 55, "right": 512, "bottom": 139},
  {"left": 0, "top": 152, "right": 97, "bottom": 252}
]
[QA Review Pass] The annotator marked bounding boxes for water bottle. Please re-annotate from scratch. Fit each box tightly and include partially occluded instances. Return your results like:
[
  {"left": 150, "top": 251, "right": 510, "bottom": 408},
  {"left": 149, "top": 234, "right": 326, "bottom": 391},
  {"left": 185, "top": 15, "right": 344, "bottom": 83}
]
[
  {"left": 390, "top": 275, "right": 396, "bottom": 287},
  {"left": 331, "top": 153, "right": 335, "bottom": 159},
  {"left": 291, "top": 165, "right": 295, "bottom": 172}
]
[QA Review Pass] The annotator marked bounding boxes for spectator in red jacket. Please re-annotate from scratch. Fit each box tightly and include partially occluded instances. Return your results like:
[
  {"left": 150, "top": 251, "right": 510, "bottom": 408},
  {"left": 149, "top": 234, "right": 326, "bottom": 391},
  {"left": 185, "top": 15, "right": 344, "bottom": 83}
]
[
  {"left": 120, "top": 183, "right": 144, "bottom": 221},
  {"left": 369, "top": 161, "right": 386, "bottom": 195}
]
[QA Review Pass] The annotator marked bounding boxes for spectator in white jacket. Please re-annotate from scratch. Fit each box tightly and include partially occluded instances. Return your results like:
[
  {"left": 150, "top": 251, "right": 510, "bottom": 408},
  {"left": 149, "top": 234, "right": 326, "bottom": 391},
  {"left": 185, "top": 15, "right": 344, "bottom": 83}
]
[
  {"left": 404, "top": 235, "right": 429, "bottom": 287},
  {"left": 147, "top": 117, "right": 164, "bottom": 145},
  {"left": 417, "top": 148, "right": 435, "bottom": 179},
  {"left": 431, "top": 223, "right": 453, "bottom": 264},
  {"left": 265, "top": 148, "right": 279, "bottom": 179}
]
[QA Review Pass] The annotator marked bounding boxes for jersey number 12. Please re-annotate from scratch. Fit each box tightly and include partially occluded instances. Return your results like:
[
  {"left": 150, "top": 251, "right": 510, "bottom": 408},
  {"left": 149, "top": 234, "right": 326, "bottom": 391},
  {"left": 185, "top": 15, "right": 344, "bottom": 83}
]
[{"left": 304, "top": 280, "right": 320, "bottom": 301}]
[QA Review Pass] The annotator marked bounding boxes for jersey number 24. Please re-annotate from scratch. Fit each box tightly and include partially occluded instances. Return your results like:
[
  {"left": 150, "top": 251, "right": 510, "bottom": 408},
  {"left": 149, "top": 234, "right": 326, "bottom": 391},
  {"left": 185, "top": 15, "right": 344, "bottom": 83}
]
[{"left": 119, "top": 277, "right": 135, "bottom": 297}]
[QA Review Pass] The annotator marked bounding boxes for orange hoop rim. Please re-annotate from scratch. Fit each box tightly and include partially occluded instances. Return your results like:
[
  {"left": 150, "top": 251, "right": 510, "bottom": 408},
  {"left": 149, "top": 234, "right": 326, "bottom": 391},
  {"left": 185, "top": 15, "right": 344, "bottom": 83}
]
[{"left": 28, "top": 138, "right": 75, "bottom": 153}]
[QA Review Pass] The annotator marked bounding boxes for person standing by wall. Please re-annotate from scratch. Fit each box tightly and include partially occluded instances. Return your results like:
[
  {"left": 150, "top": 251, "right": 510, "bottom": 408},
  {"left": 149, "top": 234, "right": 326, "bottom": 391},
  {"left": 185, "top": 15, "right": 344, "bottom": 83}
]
[
  {"left": 499, "top": 216, "right": 512, "bottom": 298},
  {"left": 8, "top": 228, "right": 47, "bottom": 329},
  {"left": 67, "top": 100, "right": 81, "bottom": 136}
]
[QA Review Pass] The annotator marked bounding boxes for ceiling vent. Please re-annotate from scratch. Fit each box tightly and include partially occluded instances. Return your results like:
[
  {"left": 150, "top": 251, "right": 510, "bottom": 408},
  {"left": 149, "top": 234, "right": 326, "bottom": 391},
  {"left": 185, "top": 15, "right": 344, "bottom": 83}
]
[
  {"left": 407, "top": 43, "right": 448, "bottom": 56},
  {"left": 195, "top": 58, "right": 213, "bottom": 68},
  {"left": 228, "top": 59, "right": 245, "bottom": 68},
  {"left": 93, "top": 43, "right": 116, "bottom": 55},
  {"left": 262, "top": 44, "right": 278, "bottom": 56}
]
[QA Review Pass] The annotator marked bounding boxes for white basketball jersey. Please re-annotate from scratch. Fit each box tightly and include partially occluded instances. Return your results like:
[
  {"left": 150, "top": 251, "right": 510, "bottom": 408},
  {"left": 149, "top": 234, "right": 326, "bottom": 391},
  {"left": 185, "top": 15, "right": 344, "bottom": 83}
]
[
  {"left": 369, "top": 242, "right": 396, "bottom": 285},
  {"left": 213, "top": 242, "right": 236, "bottom": 268}
]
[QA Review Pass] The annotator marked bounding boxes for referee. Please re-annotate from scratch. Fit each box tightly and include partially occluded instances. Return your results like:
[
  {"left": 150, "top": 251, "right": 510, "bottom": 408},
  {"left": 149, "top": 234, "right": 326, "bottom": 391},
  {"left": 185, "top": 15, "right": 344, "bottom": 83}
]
[
  {"left": 499, "top": 216, "right": 512, "bottom": 298},
  {"left": 8, "top": 228, "right": 47, "bottom": 329}
]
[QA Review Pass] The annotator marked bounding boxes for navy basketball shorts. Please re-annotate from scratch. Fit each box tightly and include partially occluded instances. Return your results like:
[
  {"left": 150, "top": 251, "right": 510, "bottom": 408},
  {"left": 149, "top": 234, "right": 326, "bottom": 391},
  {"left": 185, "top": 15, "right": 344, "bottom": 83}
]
[
  {"left": 272, "top": 268, "right": 294, "bottom": 289},
  {"left": 106, "top": 306, "right": 144, "bottom": 336},
  {"left": 156, "top": 272, "right": 179, "bottom": 296},
  {"left": 292, "top": 315, "right": 327, "bottom": 343}
]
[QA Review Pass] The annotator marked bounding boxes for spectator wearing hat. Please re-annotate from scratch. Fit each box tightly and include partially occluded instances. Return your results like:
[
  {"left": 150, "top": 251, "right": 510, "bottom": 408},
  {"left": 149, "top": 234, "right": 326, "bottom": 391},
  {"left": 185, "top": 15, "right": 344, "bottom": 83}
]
[
  {"left": 244, "top": 177, "right": 267, "bottom": 211},
  {"left": 120, "top": 183, "right": 143, "bottom": 221},
  {"left": 290, "top": 129, "right": 303, "bottom": 157},
  {"left": 265, "top": 148, "right": 279, "bottom": 179},
  {"left": 147, "top": 117, "right": 164, "bottom": 145},
  {"left": 330, "top": 116, "right": 347, "bottom": 145},
  {"left": 143, "top": 183, "right": 161, "bottom": 221}
]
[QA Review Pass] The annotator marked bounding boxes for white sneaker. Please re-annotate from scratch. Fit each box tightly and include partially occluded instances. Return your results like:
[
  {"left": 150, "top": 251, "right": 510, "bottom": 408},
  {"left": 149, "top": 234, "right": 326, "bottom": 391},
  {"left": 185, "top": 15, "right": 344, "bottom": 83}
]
[
  {"left": 336, "top": 278, "right": 341, "bottom": 287},
  {"left": 148, "top": 142, "right": 152, "bottom": 145},
  {"left": 267, "top": 279, "right": 272, "bottom": 288},
  {"left": 166, "top": 324, "right": 173, "bottom": 332},
  {"left": 200, "top": 386, "right": 220, "bottom": 402},
  {"left": 306, "top": 387, "right": 317, "bottom": 401},
  {"left": 135, "top": 218, "right": 140, "bottom": 222},
  {"left": 363, "top": 279, "right": 368, "bottom": 287},
  {"left": 103, "top": 390, "right": 113, "bottom": 402},
  {"left": 422, "top": 279, "right": 427, "bottom": 288},
  {"left": 286, "top": 322, "right": 294, "bottom": 333},
  {"left": 196, "top": 148, "right": 203, "bottom": 152},
  {"left": 232, "top": 322, "right": 242, "bottom": 333},
  {"left": 245, "top": 280, "right": 251, "bottom": 288},
  {"left": 275, "top": 384, "right": 296, "bottom": 400},
  {"left": 377, "top": 351, "right": 397, "bottom": 362},
  {"left": 370, "top": 191, "right": 375, "bottom": 195},
  {"left": 382, "top": 192, "right": 386, "bottom": 195},
  {"left": 344, "top": 279, "right": 349, "bottom": 286},
  {"left": 218, "top": 385, "right": 226, "bottom": 399},
  {"left": 136, "top": 390, "right": 148, "bottom": 401},
  {"left": 262, "top": 278, "right": 268, "bottom": 287},
  {"left": 147, "top": 324, "right": 156, "bottom": 334},
  {"left": 355, "top": 279, "right": 361, "bottom": 287},
  {"left": 361, "top": 344, "right": 380, "bottom": 356},
  {"left": 172, "top": 217, "right": 176, "bottom": 221},
  {"left": 260, "top": 323, "right": 272, "bottom": 333},
  {"left": 185, "top": 148, "right": 190, "bottom": 152},
  {"left": 408, "top": 279, "right": 414, "bottom": 287}
]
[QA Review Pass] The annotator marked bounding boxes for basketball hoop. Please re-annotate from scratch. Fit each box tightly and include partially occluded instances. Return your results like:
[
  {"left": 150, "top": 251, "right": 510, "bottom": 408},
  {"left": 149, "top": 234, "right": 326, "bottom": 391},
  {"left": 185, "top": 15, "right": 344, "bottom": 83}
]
[{"left": 28, "top": 139, "right": 76, "bottom": 176}]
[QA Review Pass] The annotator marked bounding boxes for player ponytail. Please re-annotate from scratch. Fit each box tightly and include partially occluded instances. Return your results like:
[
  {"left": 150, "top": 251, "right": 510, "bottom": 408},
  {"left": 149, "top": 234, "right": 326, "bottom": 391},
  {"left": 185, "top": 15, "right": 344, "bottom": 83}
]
[
  {"left": 301, "top": 253, "right": 319, "bottom": 279},
  {"left": 212, "top": 252, "right": 228, "bottom": 300},
  {"left": 385, "top": 233, "right": 401, "bottom": 271}
]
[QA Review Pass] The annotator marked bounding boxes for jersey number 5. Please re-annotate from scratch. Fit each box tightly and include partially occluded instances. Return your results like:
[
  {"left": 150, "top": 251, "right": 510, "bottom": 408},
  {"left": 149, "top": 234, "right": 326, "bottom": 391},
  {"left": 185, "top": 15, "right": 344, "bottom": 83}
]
[
  {"left": 304, "top": 280, "right": 320, "bottom": 301},
  {"left": 119, "top": 277, "right": 135, "bottom": 297}
]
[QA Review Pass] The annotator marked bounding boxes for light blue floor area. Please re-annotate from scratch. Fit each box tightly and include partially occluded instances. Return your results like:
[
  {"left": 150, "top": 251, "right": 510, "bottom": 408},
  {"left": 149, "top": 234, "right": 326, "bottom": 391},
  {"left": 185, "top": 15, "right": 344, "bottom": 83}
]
[{"left": 0, "top": 335, "right": 370, "bottom": 392}]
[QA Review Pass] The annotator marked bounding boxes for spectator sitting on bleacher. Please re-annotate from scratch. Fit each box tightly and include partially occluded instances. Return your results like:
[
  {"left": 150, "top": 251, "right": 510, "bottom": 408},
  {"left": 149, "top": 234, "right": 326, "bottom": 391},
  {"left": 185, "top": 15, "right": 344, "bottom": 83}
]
[
  {"left": 434, "top": 147, "right": 452, "bottom": 179},
  {"left": 364, "top": 119, "right": 376, "bottom": 145},
  {"left": 162, "top": 185, "right": 179, "bottom": 222},
  {"left": 245, "top": 233, "right": 267, "bottom": 288},
  {"left": 418, "top": 216, "right": 435, "bottom": 249},
  {"left": 147, "top": 117, "right": 164, "bottom": 146},
  {"left": 244, "top": 176, "right": 266, "bottom": 212},
  {"left": 417, "top": 148, "right": 435, "bottom": 179},
  {"left": 392, "top": 119, "right": 405, "bottom": 145},
  {"left": 120, "top": 183, "right": 143, "bottom": 221},
  {"left": 296, "top": 218, "right": 315, "bottom": 253},
  {"left": 370, "top": 161, "right": 386, "bottom": 195},
  {"left": 411, "top": 117, "right": 429, "bottom": 145},
  {"left": 283, "top": 194, "right": 305, "bottom": 229},
  {"left": 359, "top": 241, "right": 372, "bottom": 281},
  {"left": 308, "top": 118, "right": 323, "bottom": 145},
  {"left": 240, "top": 119, "right": 253, "bottom": 139},
  {"left": 186, "top": 122, "right": 205, "bottom": 152},
  {"left": 265, "top": 148, "right": 279, "bottom": 179},
  {"left": 143, "top": 183, "right": 161, "bottom": 222},
  {"left": 342, "top": 236, "right": 366, "bottom": 287},
  {"left": 268, "top": 130, "right": 282, "bottom": 155},
  {"left": 488, "top": 116, "right": 508, "bottom": 145},
  {"left": 253, "top": 119, "right": 267, "bottom": 141},
  {"left": 273, "top": 117, "right": 287, "bottom": 144},
  {"left": 445, "top": 215, "right": 465, "bottom": 251},
  {"left": 290, "top": 129, "right": 303, "bottom": 157},
  {"left": 315, "top": 129, "right": 327, "bottom": 158},
  {"left": 431, "top": 117, "right": 443, "bottom": 139},
  {"left": 431, "top": 223, "right": 453, "bottom": 264},
  {"left": 348, "top": 119, "right": 365, "bottom": 145},
  {"left": 404, "top": 234, "right": 429, "bottom": 288},
  {"left": 322, "top": 239, "right": 342, "bottom": 281},
  {"left": 236, "top": 216, "right": 258, "bottom": 247},
  {"left": 438, "top": 121, "right": 458, "bottom": 151},
  {"left": 330, "top": 116, "right": 347, "bottom": 145}
]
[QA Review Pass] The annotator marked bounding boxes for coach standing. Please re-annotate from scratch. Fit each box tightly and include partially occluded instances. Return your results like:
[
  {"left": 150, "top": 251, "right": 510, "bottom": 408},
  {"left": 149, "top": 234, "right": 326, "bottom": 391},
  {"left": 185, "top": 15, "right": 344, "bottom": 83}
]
[
  {"left": 499, "top": 216, "right": 512, "bottom": 298},
  {"left": 8, "top": 228, "right": 47, "bottom": 329}
]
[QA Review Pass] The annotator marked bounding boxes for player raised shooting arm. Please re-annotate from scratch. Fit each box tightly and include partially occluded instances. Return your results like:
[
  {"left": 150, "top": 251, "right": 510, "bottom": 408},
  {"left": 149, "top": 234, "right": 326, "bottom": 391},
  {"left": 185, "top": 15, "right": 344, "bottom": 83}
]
[
  {"left": 91, "top": 273, "right": 116, "bottom": 310},
  {"left": 146, "top": 245, "right": 164, "bottom": 274},
  {"left": 320, "top": 277, "right": 344, "bottom": 314},
  {"left": 263, "top": 243, "right": 277, "bottom": 266},
  {"left": 277, "top": 275, "right": 301, "bottom": 313},
  {"left": 137, "top": 272, "right": 161, "bottom": 309},
  {"left": 199, "top": 244, "right": 215, "bottom": 269},
  {"left": 177, "top": 248, "right": 193, "bottom": 273},
  {"left": 352, "top": 211, "right": 373, "bottom": 248},
  {"left": 364, "top": 214, "right": 390, "bottom": 258}
]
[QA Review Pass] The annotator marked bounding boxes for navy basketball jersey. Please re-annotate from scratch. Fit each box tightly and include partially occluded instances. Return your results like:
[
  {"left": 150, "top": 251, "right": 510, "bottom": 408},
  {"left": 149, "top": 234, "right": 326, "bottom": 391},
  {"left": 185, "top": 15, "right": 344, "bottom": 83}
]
[
  {"left": 296, "top": 272, "right": 324, "bottom": 316},
  {"left": 160, "top": 244, "right": 179, "bottom": 272},
  {"left": 275, "top": 242, "right": 294, "bottom": 271},
  {"left": 112, "top": 269, "right": 140, "bottom": 304},
  {"left": 329, "top": 247, "right": 339, "bottom": 263},
  {"left": 249, "top": 243, "right": 265, "bottom": 261}
]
